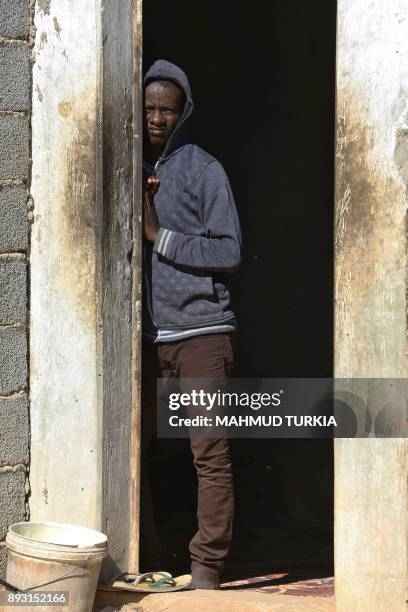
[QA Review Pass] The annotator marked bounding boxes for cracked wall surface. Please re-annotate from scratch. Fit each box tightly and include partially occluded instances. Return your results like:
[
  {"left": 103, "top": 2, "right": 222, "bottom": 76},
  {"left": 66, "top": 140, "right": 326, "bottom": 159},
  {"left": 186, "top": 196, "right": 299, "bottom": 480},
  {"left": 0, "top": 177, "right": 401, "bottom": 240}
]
[{"left": 0, "top": 0, "right": 32, "bottom": 578}]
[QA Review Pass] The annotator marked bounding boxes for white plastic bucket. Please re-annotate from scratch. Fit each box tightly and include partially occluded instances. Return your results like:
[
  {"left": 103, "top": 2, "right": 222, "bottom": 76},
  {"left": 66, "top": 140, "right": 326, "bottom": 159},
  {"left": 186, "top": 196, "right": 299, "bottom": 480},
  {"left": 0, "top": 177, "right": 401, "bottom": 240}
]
[{"left": 5, "top": 522, "right": 108, "bottom": 612}]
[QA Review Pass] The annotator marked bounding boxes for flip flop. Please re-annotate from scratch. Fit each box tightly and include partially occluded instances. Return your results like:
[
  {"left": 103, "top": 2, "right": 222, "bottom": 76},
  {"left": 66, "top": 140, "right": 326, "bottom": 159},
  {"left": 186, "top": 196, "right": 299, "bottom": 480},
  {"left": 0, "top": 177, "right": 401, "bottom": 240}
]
[{"left": 98, "top": 571, "right": 192, "bottom": 593}]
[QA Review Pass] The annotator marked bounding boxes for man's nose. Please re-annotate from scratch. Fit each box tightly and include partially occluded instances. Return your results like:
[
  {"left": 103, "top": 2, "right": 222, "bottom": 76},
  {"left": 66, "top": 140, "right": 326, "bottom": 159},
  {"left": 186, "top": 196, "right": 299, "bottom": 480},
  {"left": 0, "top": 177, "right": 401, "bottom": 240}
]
[{"left": 150, "top": 110, "right": 165, "bottom": 125}]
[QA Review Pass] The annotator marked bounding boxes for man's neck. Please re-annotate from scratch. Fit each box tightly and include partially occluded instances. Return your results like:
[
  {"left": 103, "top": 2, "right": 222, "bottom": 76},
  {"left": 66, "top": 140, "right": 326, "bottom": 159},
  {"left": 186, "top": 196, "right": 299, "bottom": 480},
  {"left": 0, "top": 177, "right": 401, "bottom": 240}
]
[{"left": 144, "top": 144, "right": 165, "bottom": 165}]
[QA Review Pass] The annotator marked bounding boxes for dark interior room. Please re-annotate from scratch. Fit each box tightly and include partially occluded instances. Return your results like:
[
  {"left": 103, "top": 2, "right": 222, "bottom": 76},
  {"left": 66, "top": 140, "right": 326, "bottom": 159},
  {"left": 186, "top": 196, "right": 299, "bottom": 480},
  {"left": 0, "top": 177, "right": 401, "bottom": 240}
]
[{"left": 143, "top": 0, "right": 336, "bottom": 579}]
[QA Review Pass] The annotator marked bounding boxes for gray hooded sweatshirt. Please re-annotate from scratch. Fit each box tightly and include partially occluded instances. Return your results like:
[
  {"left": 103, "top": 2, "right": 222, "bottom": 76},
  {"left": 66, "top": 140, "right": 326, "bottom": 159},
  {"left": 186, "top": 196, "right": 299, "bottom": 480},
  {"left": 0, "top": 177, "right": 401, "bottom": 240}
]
[{"left": 143, "top": 59, "right": 242, "bottom": 340}]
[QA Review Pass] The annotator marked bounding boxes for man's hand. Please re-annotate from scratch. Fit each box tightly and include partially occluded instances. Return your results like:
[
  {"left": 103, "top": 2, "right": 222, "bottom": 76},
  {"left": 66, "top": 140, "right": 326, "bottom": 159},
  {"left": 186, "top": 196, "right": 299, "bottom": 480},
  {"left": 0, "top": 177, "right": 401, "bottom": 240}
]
[{"left": 143, "top": 174, "right": 160, "bottom": 242}]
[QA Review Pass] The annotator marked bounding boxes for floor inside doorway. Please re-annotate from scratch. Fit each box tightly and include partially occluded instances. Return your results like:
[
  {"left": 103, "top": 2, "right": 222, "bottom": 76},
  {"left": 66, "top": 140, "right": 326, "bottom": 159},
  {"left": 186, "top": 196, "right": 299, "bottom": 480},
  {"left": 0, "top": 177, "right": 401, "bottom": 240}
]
[{"left": 221, "top": 567, "right": 334, "bottom": 597}]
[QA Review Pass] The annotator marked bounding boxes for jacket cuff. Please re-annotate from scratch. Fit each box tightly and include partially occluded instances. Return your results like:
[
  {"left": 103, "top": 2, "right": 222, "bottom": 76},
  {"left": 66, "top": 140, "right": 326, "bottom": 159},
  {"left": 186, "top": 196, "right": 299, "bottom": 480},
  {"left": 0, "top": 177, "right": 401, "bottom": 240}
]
[{"left": 153, "top": 227, "right": 175, "bottom": 259}]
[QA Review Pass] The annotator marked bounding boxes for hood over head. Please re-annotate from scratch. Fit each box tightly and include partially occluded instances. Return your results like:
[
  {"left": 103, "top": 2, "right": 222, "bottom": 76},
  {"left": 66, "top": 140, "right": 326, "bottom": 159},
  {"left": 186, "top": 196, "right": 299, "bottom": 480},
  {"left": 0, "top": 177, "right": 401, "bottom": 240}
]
[{"left": 144, "top": 59, "right": 194, "bottom": 158}]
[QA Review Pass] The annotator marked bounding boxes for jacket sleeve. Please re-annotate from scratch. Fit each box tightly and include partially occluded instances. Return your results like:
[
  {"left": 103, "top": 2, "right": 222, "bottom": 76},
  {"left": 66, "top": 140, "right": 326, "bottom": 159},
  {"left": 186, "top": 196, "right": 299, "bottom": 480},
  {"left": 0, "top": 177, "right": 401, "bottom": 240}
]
[{"left": 153, "top": 160, "right": 242, "bottom": 272}]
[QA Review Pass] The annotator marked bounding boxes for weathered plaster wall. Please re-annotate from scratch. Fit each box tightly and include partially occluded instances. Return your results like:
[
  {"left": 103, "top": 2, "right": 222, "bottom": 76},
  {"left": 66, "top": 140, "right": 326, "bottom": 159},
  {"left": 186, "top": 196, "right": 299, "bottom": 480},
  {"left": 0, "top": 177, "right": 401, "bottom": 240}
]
[
  {"left": 335, "top": 1, "right": 408, "bottom": 610},
  {"left": 0, "top": 0, "right": 31, "bottom": 578},
  {"left": 29, "top": 0, "right": 103, "bottom": 528},
  {"left": 27, "top": 0, "right": 140, "bottom": 578}
]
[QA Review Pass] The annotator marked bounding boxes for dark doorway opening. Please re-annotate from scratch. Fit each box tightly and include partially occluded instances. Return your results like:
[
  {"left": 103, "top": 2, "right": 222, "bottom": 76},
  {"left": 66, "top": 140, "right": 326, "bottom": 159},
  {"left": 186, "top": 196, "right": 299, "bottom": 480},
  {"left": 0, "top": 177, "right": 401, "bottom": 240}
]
[{"left": 143, "top": 0, "right": 336, "bottom": 579}]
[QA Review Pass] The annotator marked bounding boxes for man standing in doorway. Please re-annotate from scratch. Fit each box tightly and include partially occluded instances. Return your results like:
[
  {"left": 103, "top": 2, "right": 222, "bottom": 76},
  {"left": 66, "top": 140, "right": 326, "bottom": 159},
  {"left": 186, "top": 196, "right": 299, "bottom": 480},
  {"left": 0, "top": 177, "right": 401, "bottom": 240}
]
[{"left": 141, "top": 59, "right": 242, "bottom": 590}]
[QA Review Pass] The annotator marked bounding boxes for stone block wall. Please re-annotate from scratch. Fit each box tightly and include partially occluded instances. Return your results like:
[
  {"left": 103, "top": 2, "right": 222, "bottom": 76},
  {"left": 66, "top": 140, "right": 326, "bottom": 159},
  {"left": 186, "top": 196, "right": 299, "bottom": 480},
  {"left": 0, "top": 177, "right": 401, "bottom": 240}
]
[{"left": 0, "top": 0, "right": 32, "bottom": 577}]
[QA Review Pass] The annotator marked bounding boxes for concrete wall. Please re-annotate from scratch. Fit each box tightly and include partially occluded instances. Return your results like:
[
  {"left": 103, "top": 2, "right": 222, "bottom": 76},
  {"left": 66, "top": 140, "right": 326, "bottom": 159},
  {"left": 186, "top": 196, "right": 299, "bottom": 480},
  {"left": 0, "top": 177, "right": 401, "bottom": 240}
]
[
  {"left": 29, "top": 0, "right": 103, "bottom": 528},
  {"left": 0, "top": 0, "right": 32, "bottom": 578},
  {"left": 334, "top": 1, "right": 408, "bottom": 610},
  {"left": 28, "top": 0, "right": 141, "bottom": 578}
]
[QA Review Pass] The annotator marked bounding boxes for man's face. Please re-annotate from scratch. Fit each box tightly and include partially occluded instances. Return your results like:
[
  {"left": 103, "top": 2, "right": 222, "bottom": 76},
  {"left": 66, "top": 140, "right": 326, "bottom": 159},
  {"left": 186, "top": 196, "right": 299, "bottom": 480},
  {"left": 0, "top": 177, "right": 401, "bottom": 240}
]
[{"left": 144, "top": 81, "right": 185, "bottom": 148}]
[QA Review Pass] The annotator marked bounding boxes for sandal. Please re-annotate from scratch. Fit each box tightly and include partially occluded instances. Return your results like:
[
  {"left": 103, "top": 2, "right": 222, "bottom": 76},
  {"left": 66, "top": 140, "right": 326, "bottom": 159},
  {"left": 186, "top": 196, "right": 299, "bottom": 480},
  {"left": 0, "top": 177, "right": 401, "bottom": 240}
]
[{"left": 98, "top": 571, "right": 192, "bottom": 593}]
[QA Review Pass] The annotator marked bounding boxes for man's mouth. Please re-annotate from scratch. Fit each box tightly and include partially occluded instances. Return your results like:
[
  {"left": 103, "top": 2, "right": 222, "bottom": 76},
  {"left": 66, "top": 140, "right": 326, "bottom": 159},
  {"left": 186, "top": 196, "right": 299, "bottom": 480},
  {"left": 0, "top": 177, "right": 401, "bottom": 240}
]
[{"left": 149, "top": 128, "right": 165, "bottom": 135}]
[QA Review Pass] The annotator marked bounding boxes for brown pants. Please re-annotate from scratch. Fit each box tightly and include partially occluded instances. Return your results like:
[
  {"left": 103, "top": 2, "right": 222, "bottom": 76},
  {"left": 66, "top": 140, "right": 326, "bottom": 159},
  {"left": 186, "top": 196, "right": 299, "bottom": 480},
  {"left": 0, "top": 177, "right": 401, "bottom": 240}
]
[{"left": 140, "top": 332, "right": 236, "bottom": 579}]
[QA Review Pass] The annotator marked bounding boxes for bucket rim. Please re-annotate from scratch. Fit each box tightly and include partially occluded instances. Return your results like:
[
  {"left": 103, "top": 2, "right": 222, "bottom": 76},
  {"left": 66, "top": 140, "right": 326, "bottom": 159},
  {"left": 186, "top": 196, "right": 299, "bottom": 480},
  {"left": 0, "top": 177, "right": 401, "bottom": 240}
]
[{"left": 8, "top": 521, "right": 108, "bottom": 548}]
